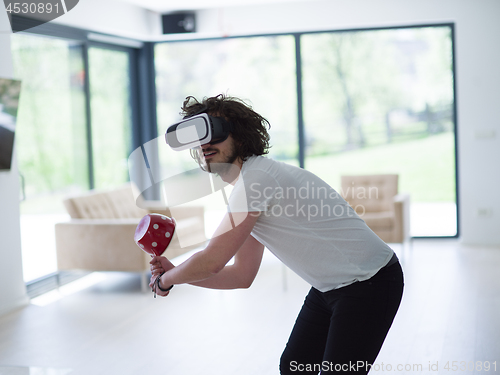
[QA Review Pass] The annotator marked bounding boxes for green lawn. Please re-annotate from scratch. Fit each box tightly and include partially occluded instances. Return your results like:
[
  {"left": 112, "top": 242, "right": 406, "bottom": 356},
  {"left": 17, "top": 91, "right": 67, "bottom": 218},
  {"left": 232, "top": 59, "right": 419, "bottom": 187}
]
[{"left": 305, "top": 132, "right": 456, "bottom": 202}]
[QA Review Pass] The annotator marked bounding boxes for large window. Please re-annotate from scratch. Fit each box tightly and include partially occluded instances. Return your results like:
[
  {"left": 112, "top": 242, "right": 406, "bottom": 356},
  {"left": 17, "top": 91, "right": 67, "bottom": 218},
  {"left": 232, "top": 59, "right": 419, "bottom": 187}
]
[
  {"left": 88, "top": 46, "right": 132, "bottom": 189},
  {"left": 154, "top": 36, "right": 298, "bottom": 236},
  {"left": 11, "top": 34, "right": 89, "bottom": 282},
  {"left": 155, "top": 35, "right": 298, "bottom": 237},
  {"left": 155, "top": 36, "right": 298, "bottom": 164},
  {"left": 301, "top": 26, "right": 456, "bottom": 236},
  {"left": 12, "top": 33, "right": 137, "bottom": 283},
  {"left": 155, "top": 25, "right": 457, "bottom": 238}
]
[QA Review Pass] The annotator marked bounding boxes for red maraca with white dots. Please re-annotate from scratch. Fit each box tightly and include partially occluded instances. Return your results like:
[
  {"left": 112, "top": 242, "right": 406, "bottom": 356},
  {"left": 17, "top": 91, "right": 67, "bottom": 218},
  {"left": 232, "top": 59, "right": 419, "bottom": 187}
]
[{"left": 134, "top": 213, "right": 176, "bottom": 257}]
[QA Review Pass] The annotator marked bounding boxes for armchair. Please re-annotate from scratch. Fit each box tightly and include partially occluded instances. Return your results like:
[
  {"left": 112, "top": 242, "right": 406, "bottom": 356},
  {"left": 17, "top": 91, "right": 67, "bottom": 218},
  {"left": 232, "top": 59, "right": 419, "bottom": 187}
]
[{"left": 340, "top": 174, "right": 410, "bottom": 244}]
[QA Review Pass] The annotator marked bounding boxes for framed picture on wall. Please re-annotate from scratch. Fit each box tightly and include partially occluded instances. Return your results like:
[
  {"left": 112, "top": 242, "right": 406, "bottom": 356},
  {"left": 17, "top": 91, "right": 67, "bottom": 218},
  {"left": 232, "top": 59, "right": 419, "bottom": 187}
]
[{"left": 0, "top": 77, "right": 22, "bottom": 171}]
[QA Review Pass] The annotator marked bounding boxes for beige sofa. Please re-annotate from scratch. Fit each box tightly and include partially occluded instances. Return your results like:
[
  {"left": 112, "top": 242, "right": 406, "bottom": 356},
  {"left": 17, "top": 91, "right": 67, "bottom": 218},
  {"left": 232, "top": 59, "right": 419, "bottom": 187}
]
[
  {"left": 55, "top": 184, "right": 206, "bottom": 290},
  {"left": 340, "top": 174, "right": 410, "bottom": 244}
]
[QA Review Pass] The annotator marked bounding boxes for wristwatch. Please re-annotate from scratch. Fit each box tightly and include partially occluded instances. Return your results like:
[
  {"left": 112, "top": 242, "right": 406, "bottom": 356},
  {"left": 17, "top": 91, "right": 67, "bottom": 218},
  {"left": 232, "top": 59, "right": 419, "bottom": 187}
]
[{"left": 156, "top": 272, "right": 174, "bottom": 292}]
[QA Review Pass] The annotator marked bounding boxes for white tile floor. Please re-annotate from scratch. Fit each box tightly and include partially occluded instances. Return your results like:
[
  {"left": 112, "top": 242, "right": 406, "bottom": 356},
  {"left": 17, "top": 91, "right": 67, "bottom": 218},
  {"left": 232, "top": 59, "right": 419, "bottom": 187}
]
[{"left": 3, "top": 239, "right": 499, "bottom": 375}]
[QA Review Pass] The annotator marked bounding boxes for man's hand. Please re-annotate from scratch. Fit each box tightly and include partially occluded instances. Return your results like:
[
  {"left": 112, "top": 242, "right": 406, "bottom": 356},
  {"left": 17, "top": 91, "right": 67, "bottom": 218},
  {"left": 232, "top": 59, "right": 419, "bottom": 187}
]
[{"left": 149, "top": 256, "right": 175, "bottom": 296}]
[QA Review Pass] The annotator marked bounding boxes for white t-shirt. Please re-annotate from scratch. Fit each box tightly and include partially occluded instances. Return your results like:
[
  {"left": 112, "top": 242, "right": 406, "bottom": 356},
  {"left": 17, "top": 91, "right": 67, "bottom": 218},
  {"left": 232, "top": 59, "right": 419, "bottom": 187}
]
[{"left": 228, "top": 155, "right": 395, "bottom": 292}]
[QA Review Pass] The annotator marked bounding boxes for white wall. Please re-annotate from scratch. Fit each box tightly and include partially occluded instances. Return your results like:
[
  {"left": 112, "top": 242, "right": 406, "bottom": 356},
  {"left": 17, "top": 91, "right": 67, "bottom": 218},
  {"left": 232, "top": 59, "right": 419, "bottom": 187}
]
[
  {"left": 54, "top": 0, "right": 162, "bottom": 39},
  {"left": 195, "top": 0, "right": 500, "bottom": 246},
  {"left": 0, "top": 6, "right": 29, "bottom": 316}
]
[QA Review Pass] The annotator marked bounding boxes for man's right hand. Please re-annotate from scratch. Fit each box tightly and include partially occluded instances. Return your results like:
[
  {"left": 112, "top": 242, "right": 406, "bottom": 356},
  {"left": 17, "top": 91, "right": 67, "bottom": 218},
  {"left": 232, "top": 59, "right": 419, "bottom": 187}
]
[{"left": 149, "top": 256, "right": 175, "bottom": 290}]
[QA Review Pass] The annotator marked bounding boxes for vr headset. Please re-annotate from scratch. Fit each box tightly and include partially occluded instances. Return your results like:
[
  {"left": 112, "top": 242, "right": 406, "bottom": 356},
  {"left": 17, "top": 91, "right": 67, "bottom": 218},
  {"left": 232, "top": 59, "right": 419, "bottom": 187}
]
[{"left": 165, "top": 113, "right": 234, "bottom": 151}]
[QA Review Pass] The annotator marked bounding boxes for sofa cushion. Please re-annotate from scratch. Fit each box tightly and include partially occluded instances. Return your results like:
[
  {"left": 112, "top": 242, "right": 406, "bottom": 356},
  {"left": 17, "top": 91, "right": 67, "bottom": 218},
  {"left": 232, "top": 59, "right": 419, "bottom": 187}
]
[
  {"left": 64, "top": 191, "right": 117, "bottom": 219},
  {"left": 341, "top": 175, "right": 398, "bottom": 213},
  {"left": 360, "top": 211, "right": 395, "bottom": 230},
  {"left": 106, "top": 185, "right": 149, "bottom": 219}
]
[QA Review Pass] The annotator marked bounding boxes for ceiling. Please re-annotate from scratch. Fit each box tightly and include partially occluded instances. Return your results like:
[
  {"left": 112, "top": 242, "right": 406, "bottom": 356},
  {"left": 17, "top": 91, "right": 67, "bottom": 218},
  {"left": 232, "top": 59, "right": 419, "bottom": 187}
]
[{"left": 114, "top": 0, "right": 312, "bottom": 13}]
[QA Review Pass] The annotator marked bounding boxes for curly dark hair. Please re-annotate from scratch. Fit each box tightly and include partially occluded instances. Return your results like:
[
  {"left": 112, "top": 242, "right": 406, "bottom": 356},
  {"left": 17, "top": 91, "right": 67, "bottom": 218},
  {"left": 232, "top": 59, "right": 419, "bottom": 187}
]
[{"left": 180, "top": 94, "right": 271, "bottom": 161}]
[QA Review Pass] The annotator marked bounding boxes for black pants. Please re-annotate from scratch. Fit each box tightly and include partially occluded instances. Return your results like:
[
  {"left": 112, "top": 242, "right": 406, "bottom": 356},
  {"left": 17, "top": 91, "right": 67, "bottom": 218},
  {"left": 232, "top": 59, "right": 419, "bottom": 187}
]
[{"left": 280, "top": 260, "right": 404, "bottom": 374}]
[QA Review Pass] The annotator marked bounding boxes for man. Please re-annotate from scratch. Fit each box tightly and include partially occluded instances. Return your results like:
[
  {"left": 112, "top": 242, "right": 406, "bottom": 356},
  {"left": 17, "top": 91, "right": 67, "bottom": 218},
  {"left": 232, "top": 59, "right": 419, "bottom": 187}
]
[{"left": 150, "top": 94, "right": 404, "bottom": 374}]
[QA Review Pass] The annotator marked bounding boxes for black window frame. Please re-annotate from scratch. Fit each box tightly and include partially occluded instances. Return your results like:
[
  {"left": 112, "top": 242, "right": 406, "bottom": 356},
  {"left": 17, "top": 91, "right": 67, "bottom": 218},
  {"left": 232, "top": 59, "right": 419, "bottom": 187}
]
[{"left": 153, "top": 23, "right": 459, "bottom": 240}]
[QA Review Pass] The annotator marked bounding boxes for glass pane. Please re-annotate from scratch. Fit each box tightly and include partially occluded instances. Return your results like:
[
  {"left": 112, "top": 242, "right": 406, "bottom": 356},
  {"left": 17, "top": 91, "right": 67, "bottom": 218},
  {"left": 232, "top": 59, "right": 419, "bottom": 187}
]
[
  {"left": 11, "top": 34, "right": 88, "bottom": 282},
  {"left": 155, "top": 36, "right": 298, "bottom": 236},
  {"left": 88, "top": 47, "right": 132, "bottom": 189},
  {"left": 155, "top": 36, "right": 298, "bottom": 164},
  {"left": 301, "top": 26, "right": 456, "bottom": 237}
]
